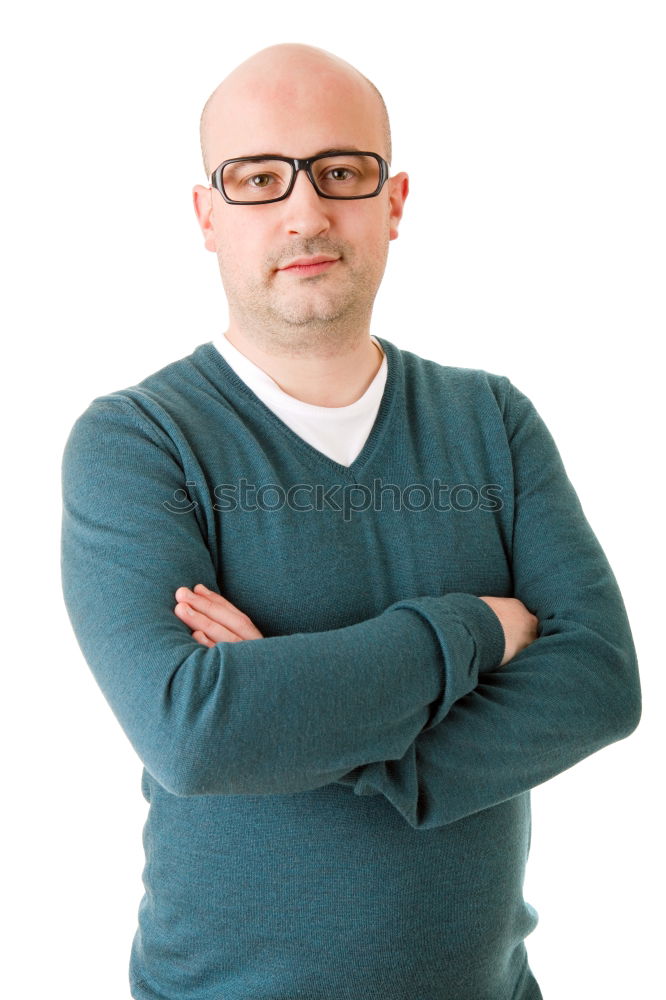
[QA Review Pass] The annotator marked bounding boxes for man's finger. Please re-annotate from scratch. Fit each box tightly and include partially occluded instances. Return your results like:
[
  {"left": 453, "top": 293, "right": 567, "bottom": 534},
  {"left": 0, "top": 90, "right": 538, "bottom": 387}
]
[
  {"left": 192, "top": 629, "right": 216, "bottom": 648},
  {"left": 174, "top": 602, "right": 244, "bottom": 643},
  {"left": 174, "top": 585, "right": 263, "bottom": 639},
  {"left": 190, "top": 582, "right": 246, "bottom": 615}
]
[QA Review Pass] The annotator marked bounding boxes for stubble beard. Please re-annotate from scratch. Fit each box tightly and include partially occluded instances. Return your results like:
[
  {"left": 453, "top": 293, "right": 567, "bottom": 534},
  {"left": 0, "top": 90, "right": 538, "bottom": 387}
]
[{"left": 216, "top": 241, "right": 388, "bottom": 358}]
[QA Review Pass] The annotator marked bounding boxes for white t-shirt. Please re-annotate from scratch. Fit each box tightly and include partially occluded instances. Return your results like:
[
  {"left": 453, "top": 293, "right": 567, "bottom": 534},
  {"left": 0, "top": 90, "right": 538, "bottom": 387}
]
[{"left": 211, "top": 334, "right": 387, "bottom": 467}]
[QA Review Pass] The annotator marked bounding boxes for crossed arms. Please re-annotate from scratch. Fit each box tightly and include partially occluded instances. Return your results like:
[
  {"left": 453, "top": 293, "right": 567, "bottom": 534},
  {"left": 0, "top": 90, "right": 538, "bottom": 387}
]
[
  {"left": 61, "top": 383, "right": 641, "bottom": 829},
  {"left": 173, "top": 585, "right": 538, "bottom": 666}
]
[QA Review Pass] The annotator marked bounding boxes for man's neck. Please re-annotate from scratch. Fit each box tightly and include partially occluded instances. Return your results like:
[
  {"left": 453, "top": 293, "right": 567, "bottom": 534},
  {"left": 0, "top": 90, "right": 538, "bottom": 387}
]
[{"left": 221, "top": 327, "right": 384, "bottom": 408}]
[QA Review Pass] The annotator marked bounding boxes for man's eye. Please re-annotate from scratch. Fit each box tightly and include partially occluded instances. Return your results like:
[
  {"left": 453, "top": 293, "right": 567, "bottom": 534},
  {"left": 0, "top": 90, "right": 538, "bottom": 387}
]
[
  {"left": 327, "top": 168, "right": 354, "bottom": 182},
  {"left": 247, "top": 174, "right": 273, "bottom": 188}
]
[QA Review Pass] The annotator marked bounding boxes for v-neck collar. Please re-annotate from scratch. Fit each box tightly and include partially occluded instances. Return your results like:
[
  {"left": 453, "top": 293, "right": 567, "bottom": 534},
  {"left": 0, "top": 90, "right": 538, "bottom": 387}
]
[{"left": 198, "top": 336, "right": 400, "bottom": 478}]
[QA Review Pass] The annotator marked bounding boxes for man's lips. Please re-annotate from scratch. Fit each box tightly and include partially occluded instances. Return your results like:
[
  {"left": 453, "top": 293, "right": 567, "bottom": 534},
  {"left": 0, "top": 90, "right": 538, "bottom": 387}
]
[{"left": 277, "top": 255, "right": 340, "bottom": 275}]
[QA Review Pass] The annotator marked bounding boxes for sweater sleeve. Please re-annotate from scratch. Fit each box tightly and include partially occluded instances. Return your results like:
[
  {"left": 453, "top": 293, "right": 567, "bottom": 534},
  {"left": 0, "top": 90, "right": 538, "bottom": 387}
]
[
  {"left": 336, "top": 380, "right": 642, "bottom": 827},
  {"left": 60, "top": 397, "right": 505, "bottom": 797}
]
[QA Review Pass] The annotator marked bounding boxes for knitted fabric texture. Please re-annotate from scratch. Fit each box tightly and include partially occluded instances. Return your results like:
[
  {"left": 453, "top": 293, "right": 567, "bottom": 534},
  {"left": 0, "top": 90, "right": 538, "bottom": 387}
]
[{"left": 61, "top": 336, "right": 640, "bottom": 1000}]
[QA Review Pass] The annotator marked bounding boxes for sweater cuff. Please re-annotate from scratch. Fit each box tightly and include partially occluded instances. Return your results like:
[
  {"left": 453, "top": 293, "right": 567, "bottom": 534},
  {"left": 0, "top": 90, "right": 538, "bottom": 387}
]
[
  {"left": 442, "top": 593, "right": 506, "bottom": 675},
  {"left": 390, "top": 592, "right": 506, "bottom": 728}
]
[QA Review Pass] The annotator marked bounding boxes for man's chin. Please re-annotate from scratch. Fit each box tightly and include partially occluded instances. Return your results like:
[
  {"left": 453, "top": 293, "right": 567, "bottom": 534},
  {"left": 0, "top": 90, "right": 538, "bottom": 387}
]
[
  {"left": 274, "top": 311, "right": 343, "bottom": 328},
  {"left": 268, "top": 297, "right": 350, "bottom": 327}
]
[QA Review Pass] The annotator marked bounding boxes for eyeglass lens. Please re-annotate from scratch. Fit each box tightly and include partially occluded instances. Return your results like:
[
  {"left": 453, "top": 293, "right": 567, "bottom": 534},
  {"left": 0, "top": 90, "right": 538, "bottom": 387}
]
[{"left": 221, "top": 154, "right": 381, "bottom": 202}]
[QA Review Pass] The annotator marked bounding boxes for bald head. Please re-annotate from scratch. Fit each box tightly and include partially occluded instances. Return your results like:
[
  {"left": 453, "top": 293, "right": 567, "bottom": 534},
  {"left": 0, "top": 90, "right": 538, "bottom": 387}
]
[{"left": 199, "top": 43, "right": 392, "bottom": 179}]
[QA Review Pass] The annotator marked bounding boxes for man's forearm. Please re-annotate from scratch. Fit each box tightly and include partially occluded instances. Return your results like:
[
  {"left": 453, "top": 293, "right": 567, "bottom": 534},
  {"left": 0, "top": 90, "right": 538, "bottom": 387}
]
[
  {"left": 337, "top": 603, "right": 639, "bottom": 828},
  {"left": 61, "top": 398, "right": 505, "bottom": 799},
  {"left": 164, "top": 592, "right": 506, "bottom": 796}
]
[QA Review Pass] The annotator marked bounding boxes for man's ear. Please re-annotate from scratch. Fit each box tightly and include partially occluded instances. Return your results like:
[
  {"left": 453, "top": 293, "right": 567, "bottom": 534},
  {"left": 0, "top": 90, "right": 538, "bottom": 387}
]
[
  {"left": 388, "top": 172, "right": 409, "bottom": 241},
  {"left": 192, "top": 185, "right": 217, "bottom": 252}
]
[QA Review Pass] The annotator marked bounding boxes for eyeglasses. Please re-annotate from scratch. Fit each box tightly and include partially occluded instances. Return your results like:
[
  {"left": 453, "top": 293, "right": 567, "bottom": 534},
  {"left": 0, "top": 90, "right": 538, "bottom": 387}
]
[{"left": 210, "top": 150, "right": 389, "bottom": 205}]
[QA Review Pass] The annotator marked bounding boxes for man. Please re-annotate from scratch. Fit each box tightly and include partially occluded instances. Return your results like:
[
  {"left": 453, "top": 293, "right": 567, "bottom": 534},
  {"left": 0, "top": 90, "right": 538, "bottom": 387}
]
[{"left": 60, "top": 42, "right": 640, "bottom": 1000}]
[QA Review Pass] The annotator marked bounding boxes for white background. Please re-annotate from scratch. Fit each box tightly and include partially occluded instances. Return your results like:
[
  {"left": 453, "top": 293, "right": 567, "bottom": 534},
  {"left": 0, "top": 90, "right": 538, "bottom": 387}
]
[{"left": 2, "top": 2, "right": 663, "bottom": 997}]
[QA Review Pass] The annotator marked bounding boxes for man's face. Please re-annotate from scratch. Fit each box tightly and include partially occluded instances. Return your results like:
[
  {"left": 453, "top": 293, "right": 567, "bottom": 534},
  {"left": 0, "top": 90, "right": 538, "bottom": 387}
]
[{"left": 194, "top": 64, "right": 408, "bottom": 349}]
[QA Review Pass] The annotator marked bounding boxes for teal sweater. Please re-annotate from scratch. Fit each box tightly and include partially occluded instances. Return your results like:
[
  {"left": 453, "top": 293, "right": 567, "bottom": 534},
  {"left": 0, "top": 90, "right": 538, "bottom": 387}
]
[{"left": 60, "top": 337, "right": 640, "bottom": 1000}]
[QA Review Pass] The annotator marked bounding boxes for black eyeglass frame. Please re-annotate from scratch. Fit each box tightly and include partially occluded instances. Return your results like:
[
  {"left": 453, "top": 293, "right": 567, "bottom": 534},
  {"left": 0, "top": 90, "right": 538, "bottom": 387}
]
[{"left": 210, "top": 150, "right": 390, "bottom": 205}]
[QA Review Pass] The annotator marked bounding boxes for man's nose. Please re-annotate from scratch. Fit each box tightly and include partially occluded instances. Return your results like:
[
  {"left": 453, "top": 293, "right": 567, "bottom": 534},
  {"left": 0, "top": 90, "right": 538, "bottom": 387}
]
[{"left": 282, "top": 168, "right": 331, "bottom": 236}]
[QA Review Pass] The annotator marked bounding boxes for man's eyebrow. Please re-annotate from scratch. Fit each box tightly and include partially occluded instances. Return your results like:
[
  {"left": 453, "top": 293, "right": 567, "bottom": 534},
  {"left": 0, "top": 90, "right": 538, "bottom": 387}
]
[
  {"left": 232, "top": 146, "right": 366, "bottom": 160},
  {"left": 309, "top": 146, "right": 365, "bottom": 156}
]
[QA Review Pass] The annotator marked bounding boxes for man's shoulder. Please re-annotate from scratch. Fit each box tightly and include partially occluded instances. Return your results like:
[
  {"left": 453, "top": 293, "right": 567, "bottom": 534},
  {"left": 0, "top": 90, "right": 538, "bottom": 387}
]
[
  {"left": 381, "top": 337, "right": 514, "bottom": 413},
  {"left": 96, "top": 341, "right": 214, "bottom": 405},
  {"left": 61, "top": 342, "right": 224, "bottom": 471},
  {"left": 68, "top": 342, "right": 218, "bottom": 428}
]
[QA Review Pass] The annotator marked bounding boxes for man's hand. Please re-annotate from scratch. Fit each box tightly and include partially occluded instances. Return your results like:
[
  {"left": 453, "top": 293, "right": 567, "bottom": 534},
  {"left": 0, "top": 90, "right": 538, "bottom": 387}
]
[
  {"left": 174, "top": 584, "right": 264, "bottom": 646},
  {"left": 478, "top": 596, "right": 539, "bottom": 666}
]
